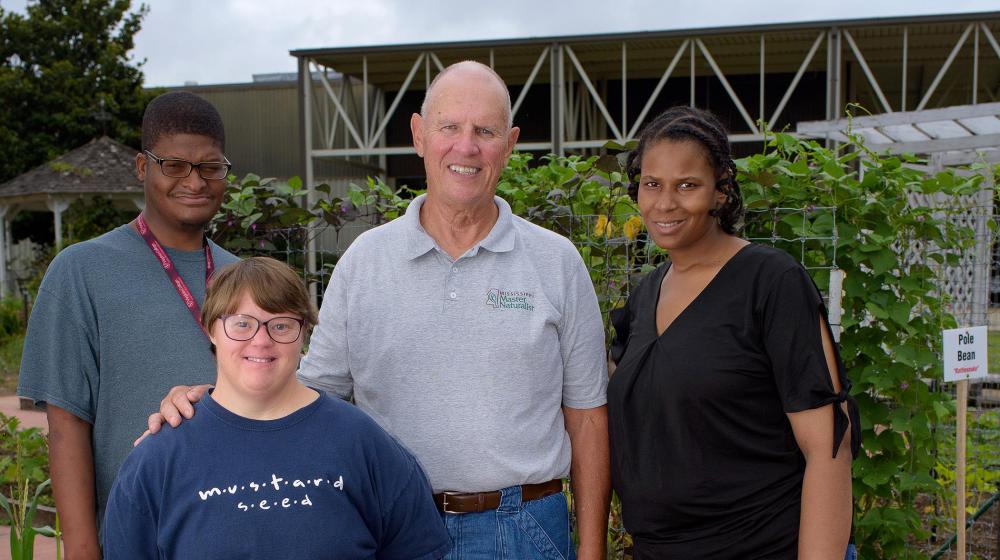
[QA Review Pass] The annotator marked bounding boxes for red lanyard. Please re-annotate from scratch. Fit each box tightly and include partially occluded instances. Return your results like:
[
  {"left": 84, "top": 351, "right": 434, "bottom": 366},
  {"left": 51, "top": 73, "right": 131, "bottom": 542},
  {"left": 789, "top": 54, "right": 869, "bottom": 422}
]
[{"left": 134, "top": 213, "right": 215, "bottom": 336}]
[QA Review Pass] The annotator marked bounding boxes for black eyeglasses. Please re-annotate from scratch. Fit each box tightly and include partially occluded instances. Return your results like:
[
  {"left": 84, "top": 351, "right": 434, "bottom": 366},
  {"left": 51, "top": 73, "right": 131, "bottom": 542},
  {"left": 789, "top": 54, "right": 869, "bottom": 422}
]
[
  {"left": 144, "top": 150, "right": 232, "bottom": 180},
  {"left": 219, "top": 314, "right": 304, "bottom": 344}
]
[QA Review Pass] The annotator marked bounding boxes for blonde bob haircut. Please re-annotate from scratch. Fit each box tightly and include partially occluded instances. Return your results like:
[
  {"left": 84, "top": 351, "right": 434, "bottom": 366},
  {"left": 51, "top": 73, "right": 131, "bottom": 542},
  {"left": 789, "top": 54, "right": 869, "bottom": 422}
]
[{"left": 200, "top": 257, "right": 318, "bottom": 338}]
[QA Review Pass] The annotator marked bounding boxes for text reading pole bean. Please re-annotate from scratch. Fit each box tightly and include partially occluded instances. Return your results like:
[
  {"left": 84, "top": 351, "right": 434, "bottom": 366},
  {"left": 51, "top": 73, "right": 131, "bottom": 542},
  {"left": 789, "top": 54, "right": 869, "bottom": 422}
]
[{"left": 943, "top": 326, "right": 988, "bottom": 383}]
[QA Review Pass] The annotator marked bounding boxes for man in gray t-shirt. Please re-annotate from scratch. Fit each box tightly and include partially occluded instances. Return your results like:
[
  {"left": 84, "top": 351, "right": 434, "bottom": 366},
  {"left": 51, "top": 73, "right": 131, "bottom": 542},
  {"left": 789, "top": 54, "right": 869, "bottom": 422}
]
[
  {"left": 17, "top": 92, "right": 238, "bottom": 558},
  {"left": 157, "top": 61, "right": 611, "bottom": 560}
]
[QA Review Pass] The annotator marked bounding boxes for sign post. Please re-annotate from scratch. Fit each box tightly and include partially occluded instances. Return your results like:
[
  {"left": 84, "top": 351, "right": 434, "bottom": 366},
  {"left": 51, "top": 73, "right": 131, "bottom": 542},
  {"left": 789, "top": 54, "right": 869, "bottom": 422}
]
[
  {"left": 943, "top": 325, "right": 988, "bottom": 560},
  {"left": 956, "top": 378, "right": 968, "bottom": 560}
]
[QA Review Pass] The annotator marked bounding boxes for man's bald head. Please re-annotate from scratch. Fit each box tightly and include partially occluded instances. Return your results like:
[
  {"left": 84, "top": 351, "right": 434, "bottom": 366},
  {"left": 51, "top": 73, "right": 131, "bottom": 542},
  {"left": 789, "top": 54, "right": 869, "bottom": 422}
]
[{"left": 420, "top": 61, "right": 513, "bottom": 128}]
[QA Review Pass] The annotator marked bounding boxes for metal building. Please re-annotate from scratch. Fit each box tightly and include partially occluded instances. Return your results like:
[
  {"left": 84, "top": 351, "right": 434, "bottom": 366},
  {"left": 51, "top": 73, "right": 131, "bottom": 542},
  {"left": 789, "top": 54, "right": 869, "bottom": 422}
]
[
  {"left": 168, "top": 75, "right": 372, "bottom": 183},
  {"left": 291, "top": 11, "right": 1000, "bottom": 189}
]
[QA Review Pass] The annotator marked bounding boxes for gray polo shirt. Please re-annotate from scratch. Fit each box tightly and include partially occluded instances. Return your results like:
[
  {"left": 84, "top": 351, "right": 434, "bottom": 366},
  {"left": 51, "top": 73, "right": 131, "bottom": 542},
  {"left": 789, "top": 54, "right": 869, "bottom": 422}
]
[{"left": 299, "top": 194, "right": 607, "bottom": 493}]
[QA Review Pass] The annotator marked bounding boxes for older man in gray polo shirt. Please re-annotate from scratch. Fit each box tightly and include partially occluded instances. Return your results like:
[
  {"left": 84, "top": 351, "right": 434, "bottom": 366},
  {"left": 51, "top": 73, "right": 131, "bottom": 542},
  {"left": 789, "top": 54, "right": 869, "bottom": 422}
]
[{"left": 153, "top": 61, "right": 610, "bottom": 559}]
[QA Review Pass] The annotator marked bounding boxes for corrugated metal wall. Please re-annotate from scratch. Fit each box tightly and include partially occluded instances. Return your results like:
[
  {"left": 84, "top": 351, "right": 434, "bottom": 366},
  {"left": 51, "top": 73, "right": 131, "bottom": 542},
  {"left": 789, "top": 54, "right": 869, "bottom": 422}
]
[{"left": 166, "top": 81, "right": 372, "bottom": 183}]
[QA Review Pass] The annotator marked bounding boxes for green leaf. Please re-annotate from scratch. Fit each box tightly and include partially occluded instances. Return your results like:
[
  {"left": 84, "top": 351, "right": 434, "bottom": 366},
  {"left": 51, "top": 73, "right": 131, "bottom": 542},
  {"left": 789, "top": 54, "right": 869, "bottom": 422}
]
[
  {"left": 865, "top": 301, "right": 890, "bottom": 320},
  {"left": 349, "top": 189, "right": 366, "bottom": 208},
  {"left": 889, "top": 407, "right": 912, "bottom": 432},
  {"left": 869, "top": 249, "right": 896, "bottom": 275},
  {"left": 893, "top": 344, "right": 918, "bottom": 367},
  {"left": 33, "top": 526, "right": 57, "bottom": 538},
  {"left": 933, "top": 400, "right": 952, "bottom": 421},
  {"left": 241, "top": 212, "right": 263, "bottom": 229},
  {"left": 0, "top": 492, "right": 11, "bottom": 520},
  {"left": 593, "top": 154, "right": 620, "bottom": 174},
  {"left": 779, "top": 213, "right": 807, "bottom": 236},
  {"left": 888, "top": 301, "right": 911, "bottom": 327},
  {"left": 822, "top": 159, "right": 845, "bottom": 179}
]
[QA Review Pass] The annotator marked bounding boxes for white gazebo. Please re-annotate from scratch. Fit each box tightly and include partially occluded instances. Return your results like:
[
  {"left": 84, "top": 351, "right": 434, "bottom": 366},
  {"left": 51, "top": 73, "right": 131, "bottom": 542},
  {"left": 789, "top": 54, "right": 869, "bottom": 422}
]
[{"left": 0, "top": 137, "right": 145, "bottom": 295}]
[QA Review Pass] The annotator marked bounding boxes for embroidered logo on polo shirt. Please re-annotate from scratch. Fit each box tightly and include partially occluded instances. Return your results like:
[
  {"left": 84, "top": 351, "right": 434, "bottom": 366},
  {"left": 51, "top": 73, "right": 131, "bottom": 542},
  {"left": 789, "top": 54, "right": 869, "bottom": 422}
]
[{"left": 485, "top": 288, "right": 535, "bottom": 311}]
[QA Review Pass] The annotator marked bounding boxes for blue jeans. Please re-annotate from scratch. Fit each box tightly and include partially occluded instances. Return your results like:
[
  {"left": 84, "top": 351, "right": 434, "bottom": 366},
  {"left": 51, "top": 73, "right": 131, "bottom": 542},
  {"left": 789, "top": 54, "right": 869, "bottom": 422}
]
[
  {"left": 845, "top": 543, "right": 857, "bottom": 560},
  {"left": 441, "top": 485, "right": 576, "bottom": 560}
]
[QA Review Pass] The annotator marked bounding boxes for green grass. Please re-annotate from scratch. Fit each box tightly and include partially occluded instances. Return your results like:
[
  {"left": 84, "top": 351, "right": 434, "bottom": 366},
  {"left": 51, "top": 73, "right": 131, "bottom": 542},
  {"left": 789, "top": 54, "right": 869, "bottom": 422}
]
[{"left": 989, "top": 331, "right": 1000, "bottom": 374}]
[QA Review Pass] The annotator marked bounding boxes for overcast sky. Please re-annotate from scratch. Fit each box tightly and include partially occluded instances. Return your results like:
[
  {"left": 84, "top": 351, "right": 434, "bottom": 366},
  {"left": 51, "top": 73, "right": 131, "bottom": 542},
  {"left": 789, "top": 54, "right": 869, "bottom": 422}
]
[{"left": 2, "top": 0, "right": 998, "bottom": 86}]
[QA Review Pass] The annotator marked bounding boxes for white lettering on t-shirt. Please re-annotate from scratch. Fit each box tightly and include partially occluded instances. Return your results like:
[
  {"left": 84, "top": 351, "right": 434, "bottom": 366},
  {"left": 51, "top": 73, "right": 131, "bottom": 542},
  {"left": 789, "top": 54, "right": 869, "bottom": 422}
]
[
  {"left": 195, "top": 472, "right": 345, "bottom": 512},
  {"left": 198, "top": 488, "right": 222, "bottom": 500},
  {"left": 269, "top": 474, "right": 284, "bottom": 491}
]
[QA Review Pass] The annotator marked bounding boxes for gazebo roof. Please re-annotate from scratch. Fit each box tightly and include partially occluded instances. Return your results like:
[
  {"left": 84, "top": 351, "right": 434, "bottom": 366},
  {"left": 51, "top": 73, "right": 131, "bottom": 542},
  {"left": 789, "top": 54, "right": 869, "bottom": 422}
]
[
  {"left": 797, "top": 102, "right": 1000, "bottom": 166},
  {"left": 0, "top": 136, "right": 143, "bottom": 199}
]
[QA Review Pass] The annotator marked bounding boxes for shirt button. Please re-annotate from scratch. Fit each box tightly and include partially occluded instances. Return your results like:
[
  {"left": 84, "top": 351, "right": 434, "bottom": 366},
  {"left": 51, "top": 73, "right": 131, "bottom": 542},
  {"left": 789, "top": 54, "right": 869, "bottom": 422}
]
[{"left": 449, "top": 292, "right": 457, "bottom": 299}]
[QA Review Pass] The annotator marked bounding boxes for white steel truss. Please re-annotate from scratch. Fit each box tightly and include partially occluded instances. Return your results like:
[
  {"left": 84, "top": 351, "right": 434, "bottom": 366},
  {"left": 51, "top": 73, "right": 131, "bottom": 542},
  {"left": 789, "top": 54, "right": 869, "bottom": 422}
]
[{"left": 294, "top": 14, "right": 1000, "bottom": 176}]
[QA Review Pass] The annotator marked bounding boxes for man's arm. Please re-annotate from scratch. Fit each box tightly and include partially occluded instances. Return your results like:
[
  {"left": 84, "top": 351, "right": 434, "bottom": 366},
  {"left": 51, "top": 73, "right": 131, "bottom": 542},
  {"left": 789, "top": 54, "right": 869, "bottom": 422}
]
[
  {"left": 136, "top": 384, "right": 212, "bottom": 445},
  {"left": 296, "top": 247, "right": 357, "bottom": 398},
  {"left": 555, "top": 250, "right": 611, "bottom": 560},
  {"left": 563, "top": 405, "right": 611, "bottom": 560},
  {"left": 47, "top": 405, "right": 101, "bottom": 560}
]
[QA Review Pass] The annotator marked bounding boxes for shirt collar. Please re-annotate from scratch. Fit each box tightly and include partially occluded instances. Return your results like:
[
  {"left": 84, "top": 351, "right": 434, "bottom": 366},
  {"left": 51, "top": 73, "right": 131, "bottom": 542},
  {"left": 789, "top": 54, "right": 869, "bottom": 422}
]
[{"left": 403, "top": 194, "right": 516, "bottom": 260}]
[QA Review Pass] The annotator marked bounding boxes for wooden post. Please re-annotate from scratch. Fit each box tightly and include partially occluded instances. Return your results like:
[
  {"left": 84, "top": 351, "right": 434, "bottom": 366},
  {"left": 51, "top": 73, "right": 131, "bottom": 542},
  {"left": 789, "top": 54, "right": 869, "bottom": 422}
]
[
  {"left": 957, "top": 378, "right": 968, "bottom": 560},
  {"left": 944, "top": 325, "right": 987, "bottom": 559}
]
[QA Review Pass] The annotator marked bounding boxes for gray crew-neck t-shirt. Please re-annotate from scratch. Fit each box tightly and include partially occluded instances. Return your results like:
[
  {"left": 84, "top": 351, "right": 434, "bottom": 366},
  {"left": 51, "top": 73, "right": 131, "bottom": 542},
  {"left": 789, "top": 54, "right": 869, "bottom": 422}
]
[{"left": 17, "top": 224, "right": 239, "bottom": 525}]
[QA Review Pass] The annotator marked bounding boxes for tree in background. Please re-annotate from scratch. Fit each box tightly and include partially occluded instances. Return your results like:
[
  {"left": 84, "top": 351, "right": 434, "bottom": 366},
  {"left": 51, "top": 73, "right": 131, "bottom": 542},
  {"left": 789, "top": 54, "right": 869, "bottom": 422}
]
[{"left": 0, "top": 0, "right": 153, "bottom": 183}]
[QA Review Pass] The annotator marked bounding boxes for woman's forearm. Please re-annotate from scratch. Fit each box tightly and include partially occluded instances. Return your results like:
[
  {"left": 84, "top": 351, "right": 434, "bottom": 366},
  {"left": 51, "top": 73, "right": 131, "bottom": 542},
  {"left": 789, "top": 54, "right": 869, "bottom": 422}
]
[{"left": 798, "top": 436, "right": 853, "bottom": 560}]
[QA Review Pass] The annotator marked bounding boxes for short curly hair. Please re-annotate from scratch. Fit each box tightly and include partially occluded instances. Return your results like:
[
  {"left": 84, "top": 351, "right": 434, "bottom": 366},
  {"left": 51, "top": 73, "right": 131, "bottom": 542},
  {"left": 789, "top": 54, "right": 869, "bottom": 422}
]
[
  {"left": 626, "top": 106, "right": 744, "bottom": 234},
  {"left": 141, "top": 91, "right": 225, "bottom": 152}
]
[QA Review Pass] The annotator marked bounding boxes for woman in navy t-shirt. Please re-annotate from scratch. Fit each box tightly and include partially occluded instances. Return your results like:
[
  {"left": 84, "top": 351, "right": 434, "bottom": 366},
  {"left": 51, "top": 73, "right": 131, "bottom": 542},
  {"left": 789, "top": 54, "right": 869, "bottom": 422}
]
[{"left": 103, "top": 257, "right": 450, "bottom": 559}]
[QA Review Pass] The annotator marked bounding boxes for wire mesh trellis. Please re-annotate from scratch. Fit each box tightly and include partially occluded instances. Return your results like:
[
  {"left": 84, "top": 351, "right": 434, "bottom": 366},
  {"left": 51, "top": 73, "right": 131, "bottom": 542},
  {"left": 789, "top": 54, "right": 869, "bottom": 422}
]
[{"left": 916, "top": 185, "right": 1000, "bottom": 560}]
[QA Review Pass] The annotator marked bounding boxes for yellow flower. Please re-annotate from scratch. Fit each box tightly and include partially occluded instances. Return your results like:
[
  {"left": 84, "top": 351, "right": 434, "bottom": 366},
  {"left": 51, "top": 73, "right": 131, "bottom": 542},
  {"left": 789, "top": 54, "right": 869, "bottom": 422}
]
[
  {"left": 594, "top": 215, "right": 610, "bottom": 238},
  {"left": 623, "top": 215, "right": 643, "bottom": 241}
]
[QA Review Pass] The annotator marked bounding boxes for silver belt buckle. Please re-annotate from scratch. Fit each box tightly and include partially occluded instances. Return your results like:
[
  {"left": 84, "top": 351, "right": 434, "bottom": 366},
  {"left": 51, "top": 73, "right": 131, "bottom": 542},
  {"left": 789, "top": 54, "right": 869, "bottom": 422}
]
[{"left": 441, "top": 491, "right": 464, "bottom": 514}]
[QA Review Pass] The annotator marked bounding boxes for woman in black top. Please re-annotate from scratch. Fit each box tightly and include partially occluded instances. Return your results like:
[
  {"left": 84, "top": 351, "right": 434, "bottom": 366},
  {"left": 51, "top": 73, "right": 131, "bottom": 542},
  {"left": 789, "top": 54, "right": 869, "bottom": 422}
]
[{"left": 608, "top": 106, "right": 860, "bottom": 559}]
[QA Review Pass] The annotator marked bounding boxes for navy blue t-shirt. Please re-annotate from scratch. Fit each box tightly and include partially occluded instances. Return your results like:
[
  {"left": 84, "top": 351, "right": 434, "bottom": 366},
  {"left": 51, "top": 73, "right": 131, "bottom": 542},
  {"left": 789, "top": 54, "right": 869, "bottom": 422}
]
[{"left": 102, "top": 391, "right": 451, "bottom": 559}]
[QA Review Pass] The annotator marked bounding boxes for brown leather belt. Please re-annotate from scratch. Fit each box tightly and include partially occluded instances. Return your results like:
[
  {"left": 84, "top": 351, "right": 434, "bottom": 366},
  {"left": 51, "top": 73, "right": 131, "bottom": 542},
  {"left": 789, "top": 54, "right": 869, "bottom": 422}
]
[{"left": 434, "top": 479, "right": 563, "bottom": 514}]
